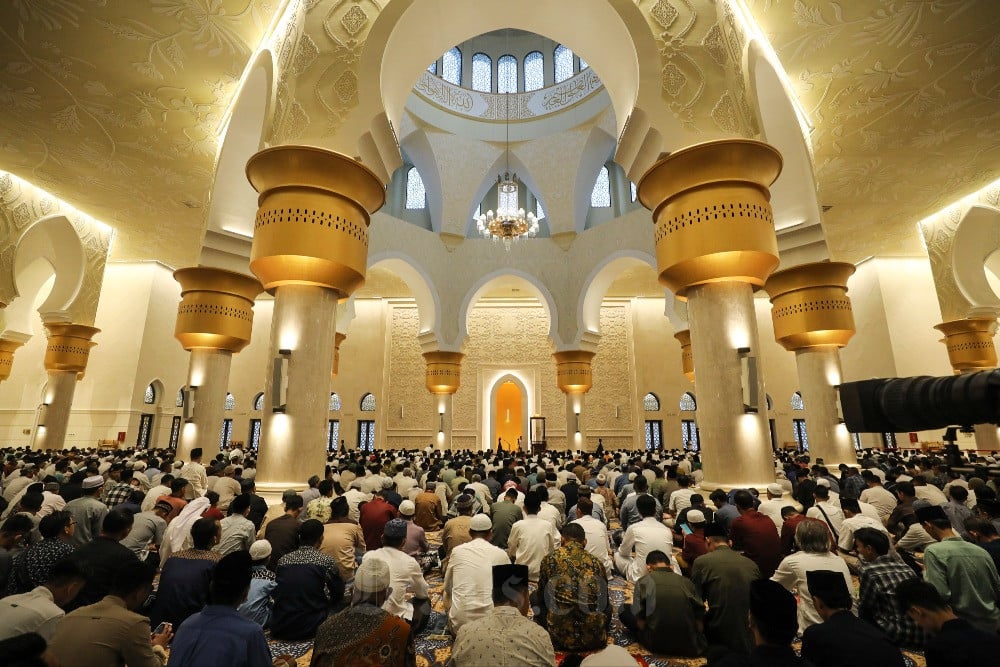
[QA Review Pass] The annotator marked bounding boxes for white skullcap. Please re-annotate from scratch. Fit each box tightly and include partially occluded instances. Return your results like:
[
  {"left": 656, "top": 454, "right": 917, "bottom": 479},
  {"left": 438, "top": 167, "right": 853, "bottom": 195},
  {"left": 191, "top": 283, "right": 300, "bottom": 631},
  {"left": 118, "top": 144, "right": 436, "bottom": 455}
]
[
  {"left": 470, "top": 514, "right": 492, "bottom": 532},
  {"left": 249, "top": 540, "right": 272, "bottom": 561},
  {"left": 82, "top": 475, "right": 105, "bottom": 489},
  {"left": 354, "top": 558, "right": 391, "bottom": 593},
  {"left": 767, "top": 484, "right": 784, "bottom": 495},
  {"left": 398, "top": 500, "right": 415, "bottom": 516},
  {"left": 686, "top": 510, "right": 706, "bottom": 524}
]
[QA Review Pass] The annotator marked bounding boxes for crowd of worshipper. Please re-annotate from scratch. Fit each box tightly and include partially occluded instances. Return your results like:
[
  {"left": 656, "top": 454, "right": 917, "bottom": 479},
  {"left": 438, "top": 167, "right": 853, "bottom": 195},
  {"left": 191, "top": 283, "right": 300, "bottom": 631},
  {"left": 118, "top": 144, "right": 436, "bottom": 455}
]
[{"left": 0, "top": 442, "right": 999, "bottom": 667}]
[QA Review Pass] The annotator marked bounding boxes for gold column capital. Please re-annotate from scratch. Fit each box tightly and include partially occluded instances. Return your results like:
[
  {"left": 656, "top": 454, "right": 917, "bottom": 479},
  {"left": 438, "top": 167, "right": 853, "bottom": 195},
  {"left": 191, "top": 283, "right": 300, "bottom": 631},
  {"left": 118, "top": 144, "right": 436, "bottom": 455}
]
[
  {"left": 246, "top": 145, "right": 386, "bottom": 295},
  {"left": 765, "top": 261, "right": 857, "bottom": 351},
  {"left": 43, "top": 323, "right": 99, "bottom": 375},
  {"left": 0, "top": 339, "right": 25, "bottom": 381},
  {"left": 674, "top": 329, "right": 694, "bottom": 382},
  {"left": 553, "top": 350, "right": 596, "bottom": 394},
  {"left": 331, "top": 332, "right": 348, "bottom": 378},
  {"left": 636, "top": 139, "right": 782, "bottom": 296},
  {"left": 173, "top": 267, "right": 262, "bottom": 353},
  {"left": 934, "top": 317, "right": 998, "bottom": 372},
  {"left": 423, "top": 351, "right": 464, "bottom": 395}
]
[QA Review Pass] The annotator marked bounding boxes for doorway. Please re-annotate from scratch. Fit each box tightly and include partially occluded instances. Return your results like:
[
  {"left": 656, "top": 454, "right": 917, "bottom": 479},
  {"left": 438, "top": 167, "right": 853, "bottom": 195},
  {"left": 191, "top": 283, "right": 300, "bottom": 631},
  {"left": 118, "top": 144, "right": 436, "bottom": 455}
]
[{"left": 495, "top": 381, "right": 522, "bottom": 452}]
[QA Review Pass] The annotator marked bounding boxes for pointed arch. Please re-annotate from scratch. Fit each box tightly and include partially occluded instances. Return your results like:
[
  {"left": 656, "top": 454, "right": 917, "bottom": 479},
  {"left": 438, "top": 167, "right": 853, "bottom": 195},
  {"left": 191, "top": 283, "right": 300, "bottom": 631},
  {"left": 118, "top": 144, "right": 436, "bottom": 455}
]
[
  {"left": 458, "top": 268, "right": 561, "bottom": 348},
  {"left": 360, "top": 393, "right": 376, "bottom": 412},
  {"left": 643, "top": 392, "right": 660, "bottom": 412},
  {"left": 680, "top": 392, "right": 697, "bottom": 412}
]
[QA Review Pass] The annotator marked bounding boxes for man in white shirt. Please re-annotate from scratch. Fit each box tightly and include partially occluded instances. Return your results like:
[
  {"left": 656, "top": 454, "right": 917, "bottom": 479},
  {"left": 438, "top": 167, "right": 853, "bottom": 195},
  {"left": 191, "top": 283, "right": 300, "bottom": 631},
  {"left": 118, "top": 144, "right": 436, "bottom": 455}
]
[
  {"left": 394, "top": 468, "right": 417, "bottom": 499},
  {"left": 837, "top": 498, "right": 889, "bottom": 553},
  {"left": 912, "top": 478, "right": 948, "bottom": 505},
  {"left": 214, "top": 495, "right": 257, "bottom": 556},
  {"left": 141, "top": 474, "right": 173, "bottom": 512},
  {"left": 570, "top": 497, "right": 612, "bottom": 577},
  {"left": 214, "top": 466, "right": 243, "bottom": 511},
  {"left": 342, "top": 480, "right": 372, "bottom": 523},
  {"left": 361, "top": 519, "right": 430, "bottom": 625},
  {"left": 507, "top": 491, "right": 559, "bottom": 582},
  {"left": 615, "top": 495, "right": 679, "bottom": 583},
  {"left": 537, "top": 487, "right": 563, "bottom": 530},
  {"left": 178, "top": 448, "right": 208, "bottom": 499},
  {"left": 757, "top": 484, "right": 787, "bottom": 534},
  {"left": 444, "top": 514, "right": 511, "bottom": 634},
  {"left": 0, "top": 558, "right": 86, "bottom": 641},
  {"left": 3, "top": 465, "right": 36, "bottom": 504},
  {"left": 859, "top": 470, "right": 896, "bottom": 523},
  {"left": 667, "top": 475, "right": 697, "bottom": 517},
  {"left": 806, "top": 485, "right": 845, "bottom": 537}
]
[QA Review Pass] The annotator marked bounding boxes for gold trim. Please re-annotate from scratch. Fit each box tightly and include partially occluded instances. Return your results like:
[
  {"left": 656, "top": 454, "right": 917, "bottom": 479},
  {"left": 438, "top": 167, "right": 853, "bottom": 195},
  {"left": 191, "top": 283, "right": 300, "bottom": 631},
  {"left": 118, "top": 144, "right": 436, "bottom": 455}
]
[
  {"left": 423, "top": 351, "right": 464, "bottom": 395},
  {"left": 553, "top": 350, "right": 596, "bottom": 394},
  {"left": 765, "top": 262, "right": 856, "bottom": 350},
  {"left": 674, "top": 329, "right": 694, "bottom": 382},
  {"left": 173, "top": 267, "right": 262, "bottom": 353},
  {"left": 935, "top": 317, "right": 998, "bottom": 372},
  {"left": 43, "top": 324, "right": 99, "bottom": 374}
]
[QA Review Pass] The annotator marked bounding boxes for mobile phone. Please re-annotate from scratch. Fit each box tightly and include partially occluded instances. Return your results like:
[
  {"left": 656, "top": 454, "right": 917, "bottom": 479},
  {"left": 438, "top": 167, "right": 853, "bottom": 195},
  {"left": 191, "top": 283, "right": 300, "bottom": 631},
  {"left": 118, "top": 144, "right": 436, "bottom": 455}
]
[
  {"left": 680, "top": 523, "right": 692, "bottom": 535},
  {"left": 152, "top": 622, "right": 171, "bottom": 636}
]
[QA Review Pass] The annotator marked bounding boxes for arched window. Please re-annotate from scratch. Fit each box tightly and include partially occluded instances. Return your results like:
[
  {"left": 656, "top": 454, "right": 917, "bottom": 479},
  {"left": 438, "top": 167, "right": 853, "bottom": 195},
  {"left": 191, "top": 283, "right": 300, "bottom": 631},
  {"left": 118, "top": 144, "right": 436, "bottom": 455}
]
[
  {"left": 524, "top": 51, "right": 544, "bottom": 91},
  {"left": 405, "top": 167, "right": 426, "bottom": 210},
  {"left": 791, "top": 391, "right": 805, "bottom": 411},
  {"left": 253, "top": 392, "right": 264, "bottom": 411},
  {"left": 360, "top": 393, "right": 376, "bottom": 412},
  {"left": 471, "top": 52, "right": 491, "bottom": 92},
  {"left": 554, "top": 45, "right": 573, "bottom": 83},
  {"left": 498, "top": 55, "right": 517, "bottom": 94},
  {"left": 225, "top": 392, "right": 235, "bottom": 411},
  {"left": 442, "top": 47, "right": 461, "bottom": 85},
  {"left": 176, "top": 388, "right": 185, "bottom": 408},
  {"left": 427, "top": 60, "right": 437, "bottom": 75},
  {"left": 630, "top": 181, "right": 637, "bottom": 202},
  {"left": 680, "top": 392, "right": 697, "bottom": 412},
  {"left": 144, "top": 384, "right": 156, "bottom": 405},
  {"left": 329, "top": 392, "right": 342, "bottom": 411},
  {"left": 591, "top": 166, "right": 611, "bottom": 208},
  {"left": 643, "top": 393, "right": 660, "bottom": 412}
]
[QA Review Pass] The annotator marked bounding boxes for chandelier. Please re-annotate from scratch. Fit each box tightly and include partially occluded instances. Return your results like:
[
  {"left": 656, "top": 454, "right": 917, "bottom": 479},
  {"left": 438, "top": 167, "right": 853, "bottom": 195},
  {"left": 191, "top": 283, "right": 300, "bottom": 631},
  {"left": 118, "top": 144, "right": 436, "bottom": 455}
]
[
  {"left": 475, "top": 28, "right": 538, "bottom": 252},
  {"left": 476, "top": 172, "right": 538, "bottom": 250}
]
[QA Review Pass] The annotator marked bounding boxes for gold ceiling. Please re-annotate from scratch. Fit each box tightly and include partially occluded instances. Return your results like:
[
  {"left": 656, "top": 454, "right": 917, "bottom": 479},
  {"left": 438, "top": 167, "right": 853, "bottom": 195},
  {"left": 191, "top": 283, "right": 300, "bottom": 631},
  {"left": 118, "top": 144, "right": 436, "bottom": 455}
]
[{"left": 0, "top": 0, "right": 997, "bottom": 269}]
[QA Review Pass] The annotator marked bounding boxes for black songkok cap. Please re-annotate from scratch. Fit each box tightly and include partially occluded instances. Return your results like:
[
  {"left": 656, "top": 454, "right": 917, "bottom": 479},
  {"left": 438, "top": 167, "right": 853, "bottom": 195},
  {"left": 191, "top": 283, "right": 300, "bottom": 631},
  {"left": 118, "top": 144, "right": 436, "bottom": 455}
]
[
  {"left": 492, "top": 563, "right": 529, "bottom": 592},
  {"left": 703, "top": 522, "right": 728, "bottom": 538},
  {"left": 840, "top": 498, "right": 861, "bottom": 513},
  {"left": 806, "top": 569, "right": 852, "bottom": 609},
  {"left": 749, "top": 579, "right": 798, "bottom": 645},
  {"left": 914, "top": 504, "right": 948, "bottom": 523},
  {"left": 212, "top": 550, "right": 252, "bottom": 594}
]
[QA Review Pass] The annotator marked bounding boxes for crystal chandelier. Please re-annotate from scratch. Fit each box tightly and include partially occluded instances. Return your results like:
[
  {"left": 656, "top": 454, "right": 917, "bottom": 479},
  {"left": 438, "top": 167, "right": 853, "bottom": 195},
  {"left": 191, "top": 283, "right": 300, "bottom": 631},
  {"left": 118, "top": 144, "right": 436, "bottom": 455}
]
[
  {"left": 476, "top": 172, "right": 538, "bottom": 251},
  {"left": 475, "top": 28, "right": 538, "bottom": 252}
]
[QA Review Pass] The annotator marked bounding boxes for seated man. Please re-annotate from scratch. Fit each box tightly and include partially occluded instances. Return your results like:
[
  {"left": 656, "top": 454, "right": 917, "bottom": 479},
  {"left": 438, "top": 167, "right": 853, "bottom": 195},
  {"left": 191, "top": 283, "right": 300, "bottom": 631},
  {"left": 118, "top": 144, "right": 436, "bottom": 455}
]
[
  {"left": 896, "top": 578, "right": 1000, "bottom": 667},
  {"left": 270, "top": 519, "right": 346, "bottom": 641},
  {"left": 150, "top": 518, "right": 222, "bottom": 630},
  {"left": 620, "top": 550, "right": 706, "bottom": 657},
  {"left": 534, "top": 523, "right": 610, "bottom": 652},
  {"left": 68, "top": 509, "right": 141, "bottom": 611},
  {"left": 362, "top": 519, "right": 430, "bottom": 633},
  {"left": 450, "top": 564, "right": 556, "bottom": 667},
  {"left": 49, "top": 560, "right": 173, "bottom": 667},
  {"left": 0, "top": 558, "right": 86, "bottom": 641},
  {"left": 614, "top": 494, "right": 677, "bottom": 583},
  {"left": 801, "top": 570, "right": 906, "bottom": 667},
  {"left": 311, "top": 557, "right": 415, "bottom": 667},
  {"left": 237, "top": 540, "right": 277, "bottom": 628},
  {"left": 854, "top": 527, "right": 924, "bottom": 648},
  {"left": 679, "top": 509, "right": 709, "bottom": 574},
  {"left": 169, "top": 550, "right": 295, "bottom": 667},
  {"left": 706, "top": 579, "right": 811, "bottom": 666},
  {"left": 444, "top": 513, "right": 510, "bottom": 634}
]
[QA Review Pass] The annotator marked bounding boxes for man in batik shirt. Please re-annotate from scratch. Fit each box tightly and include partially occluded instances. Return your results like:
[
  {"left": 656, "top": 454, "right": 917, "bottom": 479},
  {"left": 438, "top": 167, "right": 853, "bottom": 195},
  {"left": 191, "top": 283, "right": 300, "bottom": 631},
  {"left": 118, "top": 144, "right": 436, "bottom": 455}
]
[{"left": 533, "top": 522, "right": 610, "bottom": 652}]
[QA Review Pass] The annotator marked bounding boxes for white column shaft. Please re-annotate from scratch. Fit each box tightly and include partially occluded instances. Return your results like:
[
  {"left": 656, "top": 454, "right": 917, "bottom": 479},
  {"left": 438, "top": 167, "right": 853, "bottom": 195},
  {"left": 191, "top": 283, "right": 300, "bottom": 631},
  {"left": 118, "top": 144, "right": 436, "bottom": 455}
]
[
  {"left": 178, "top": 348, "right": 233, "bottom": 462},
  {"left": 566, "top": 392, "right": 586, "bottom": 452},
  {"left": 36, "top": 370, "right": 78, "bottom": 450},
  {"left": 436, "top": 394, "right": 454, "bottom": 452},
  {"left": 796, "top": 347, "right": 857, "bottom": 467}
]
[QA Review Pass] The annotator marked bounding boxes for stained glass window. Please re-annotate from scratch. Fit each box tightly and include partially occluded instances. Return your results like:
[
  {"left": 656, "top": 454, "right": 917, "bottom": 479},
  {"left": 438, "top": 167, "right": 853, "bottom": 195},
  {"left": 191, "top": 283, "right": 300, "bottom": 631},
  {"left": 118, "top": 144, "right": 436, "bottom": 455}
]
[
  {"left": 427, "top": 60, "right": 437, "bottom": 75},
  {"left": 442, "top": 47, "right": 461, "bottom": 85},
  {"left": 169, "top": 416, "right": 181, "bottom": 450},
  {"left": 680, "top": 392, "right": 697, "bottom": 411},
  {"left": 176, "top": 388, "right": 185, "bottom": 408},
  {"left": 630, "top": 181, "right": 637, "bottom": 202},
  {"left": 328, "top": 420, "right": 340, "bottom": 452},
  {"left": 225, "top": 393, "right": 235, "bottom": 411},
  {"left": 643, "top": 393, "right": 660, "bottom": 411},
  {"left": 249, "top": 419, "right": 261, "bottom": 451},
  {"left": 681, "top": 420, "right": 700, "bottom": 451},
  {"left": 498, "top": 55, "right": 517, "bottom": 94},
  {"left": 852, "top": 432, "right": 862, "bottom": 451},
  {"left": 360, "top": 393, "right": 376, "bottom": 412},
  {"left": 253, "top": 392, "right": 264, "bottom": 411},
  {"left": 220, "top": 418, "right": 233, "bottom": 449},
  {"left": 591, "top": 166, "right": 610, "bottom": 208},
  {"left": 524, "top": 51, "right": 544, "bottom": 91},
  {"left": 405, "top": 167, "right": 426, "bottom": 209},
  {"left": 644, "top": 421, "right": 662, "bottom": 451},
  {"left": 144, "top": 384, "right": 156, "bottom": 405},
  {"left": 472, "top": 53, "right": 491, "bottom": 92},
  {"left": 793, "top": 418, "right": 809, "bottom": 452},
  {"left": 535, "top": 200, "right": 545, "bottom": 220},
  {"left": 137, "top": 414, "right": 153, "bottom": 449},
  {"left": 358, "top": 420, "right": 376, "bottom": 451},
  {"left": 882, "top": 431, "right": 898, "bottom": 450},
  {"left": 791, "top": 391, "right": 804, "bottom": 411},
  {"left": 329, "top": 392, "right": 341, "bottom": 411},
  {"left": 554, "top": 45, "right": 573, "bottom": 83}
]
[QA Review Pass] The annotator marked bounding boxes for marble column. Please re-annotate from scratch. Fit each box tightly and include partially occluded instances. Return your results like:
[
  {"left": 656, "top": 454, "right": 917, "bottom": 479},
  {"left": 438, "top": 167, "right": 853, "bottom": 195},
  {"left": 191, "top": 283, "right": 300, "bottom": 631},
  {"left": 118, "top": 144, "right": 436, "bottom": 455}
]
[
  {"left": 554, "top": 350, "right": 595, "bottom": 452},
  {"left": 424, "top": 351, "right": 463, "bottom": 451},
  {"left": 637, "top": 139, "right": 782, "bottom": 489},
  {"left": 934, "top": 317, "right": 1000, "bottom": 450},
  {"left": 766, "top": 262, "right": 858, "bottom": 467},
  {"left": 247, "top": 146, "right": 384, "bottom": 493},
  {"left": 35, "top": 323, "right": 99, "bottom": 450},
  {"left": 173, "top": 267, "right": 262, "bottom": 462}
]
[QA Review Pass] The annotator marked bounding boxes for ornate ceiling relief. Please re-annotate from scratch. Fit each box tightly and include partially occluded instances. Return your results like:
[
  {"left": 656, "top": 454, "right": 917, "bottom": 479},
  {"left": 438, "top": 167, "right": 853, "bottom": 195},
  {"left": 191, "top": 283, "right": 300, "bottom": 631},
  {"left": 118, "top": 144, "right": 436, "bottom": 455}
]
[
  {"left": 745, "top": 0, "right": 1000, "bottom": 263},
  {"left": 0, "top": 0, "right": 273, "bottom": 266},
  {"left": 0, "top": 171, "right": 113, "bottom": 326},
  {"left": 919, "top": 178, "right": 1000, "bottom": 321}
]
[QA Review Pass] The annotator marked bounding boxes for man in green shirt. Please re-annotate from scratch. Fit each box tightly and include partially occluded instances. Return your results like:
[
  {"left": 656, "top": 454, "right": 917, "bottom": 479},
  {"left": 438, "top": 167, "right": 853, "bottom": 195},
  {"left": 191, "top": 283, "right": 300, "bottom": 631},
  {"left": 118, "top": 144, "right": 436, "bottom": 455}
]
[
  {"left": 918, "top": 504, "right": 1000, "bottom": 632},
  {"left": 620, "top": 549, "right": 706, "bottom": 656}
]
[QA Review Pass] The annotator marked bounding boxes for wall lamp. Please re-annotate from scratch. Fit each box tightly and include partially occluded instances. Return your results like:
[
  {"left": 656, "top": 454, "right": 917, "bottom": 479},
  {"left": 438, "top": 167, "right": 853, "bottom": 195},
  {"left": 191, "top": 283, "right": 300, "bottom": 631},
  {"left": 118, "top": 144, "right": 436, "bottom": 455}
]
[
  {"left": 272, "top": 351, "right": 290, "bottom": 413},
  {"left": 439, "top": 411, "right": 445, "bottom": 434},
  {"left": 182, "top": 387, "right": 197, "bottom": 423},
  {"left": 834, "top": 385, "right": 845, "bottom": 424},
  {"left": 37, "top": 403, "right": 49, "bottom": 428},
  {"left": 575, "top": 412, "right": 581, "bottom": 434},
  {"left": 737, "top": 347, "right": 759, "bottom": 414}
]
